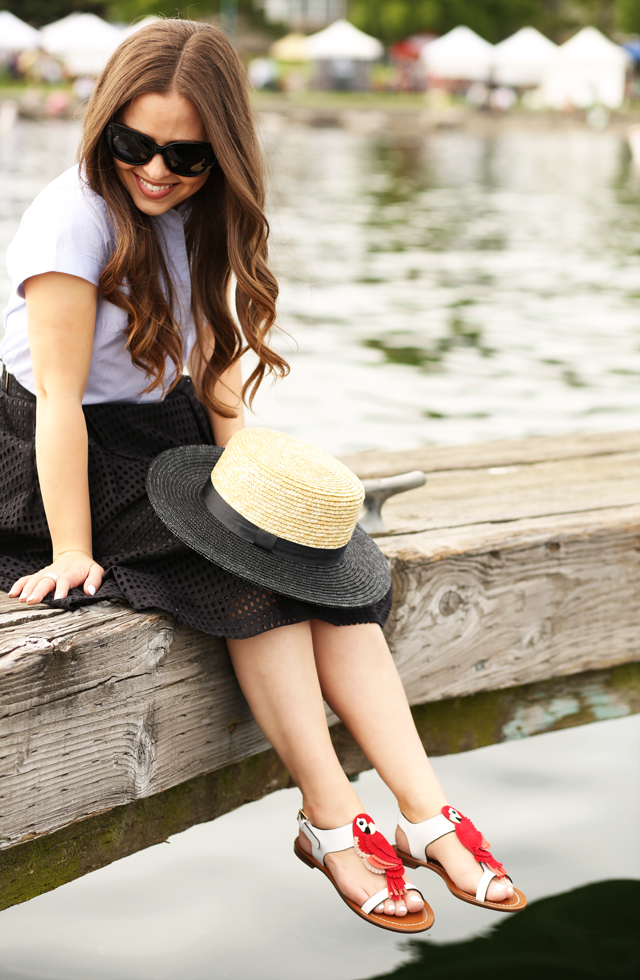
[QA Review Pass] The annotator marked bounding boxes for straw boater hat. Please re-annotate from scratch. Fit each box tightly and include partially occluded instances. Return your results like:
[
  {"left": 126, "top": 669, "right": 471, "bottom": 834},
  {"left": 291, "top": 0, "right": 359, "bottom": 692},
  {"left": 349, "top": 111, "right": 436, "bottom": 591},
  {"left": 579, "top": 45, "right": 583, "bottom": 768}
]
[{"left": 146, "top": 428, "right": 391, "bottom": 607}]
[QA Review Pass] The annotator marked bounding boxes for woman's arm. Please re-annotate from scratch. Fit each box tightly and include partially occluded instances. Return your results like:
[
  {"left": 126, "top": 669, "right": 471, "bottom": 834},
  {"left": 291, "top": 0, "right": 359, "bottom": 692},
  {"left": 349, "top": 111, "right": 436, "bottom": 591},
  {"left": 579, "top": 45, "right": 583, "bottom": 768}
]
[
  {"left": 9, "top": 272, "right": 104, "bottom": 604},
  {"left": 209, "top": 355, "right": 245, "bottom": 446},
  {"left": 188, "top": 281, "right": 245, "bottom": 446},
  {"left": 188, "top": 339, "right": 245, "bottom": 446}
]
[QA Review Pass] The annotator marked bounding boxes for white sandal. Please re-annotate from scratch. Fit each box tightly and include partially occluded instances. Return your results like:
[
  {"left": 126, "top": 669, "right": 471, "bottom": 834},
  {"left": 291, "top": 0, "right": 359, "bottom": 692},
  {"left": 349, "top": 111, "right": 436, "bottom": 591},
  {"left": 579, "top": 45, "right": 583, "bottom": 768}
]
[
  {"left": 294, "top": 810, "right": 434, "bottom": 932},
  {"left": 395, "top": 807, "right": 527, "bottom": 912}
]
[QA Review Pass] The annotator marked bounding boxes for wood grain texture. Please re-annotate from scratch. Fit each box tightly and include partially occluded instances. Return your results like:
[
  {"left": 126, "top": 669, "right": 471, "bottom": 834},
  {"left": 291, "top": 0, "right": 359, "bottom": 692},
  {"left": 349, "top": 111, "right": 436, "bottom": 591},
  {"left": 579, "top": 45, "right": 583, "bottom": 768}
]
[
  {"left": 373, "top": 451, "right": 640, "bottom": 535},
  {"left": 382, "top": 509, "right": 640, "bottom": 706},
  {"left": 1, "top": 433, "right": 639, "bottom": 855},
  {"left": 0, "top": 600, "right": 269, "bottom": 850},
  {"left": 340, "top": 429, "right": 640, "bottom": 479}
]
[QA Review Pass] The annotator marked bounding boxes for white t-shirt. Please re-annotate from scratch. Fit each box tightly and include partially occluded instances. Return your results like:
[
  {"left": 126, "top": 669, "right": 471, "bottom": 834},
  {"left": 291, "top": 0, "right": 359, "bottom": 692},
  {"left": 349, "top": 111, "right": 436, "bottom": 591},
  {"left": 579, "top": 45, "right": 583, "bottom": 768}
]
[{"left": 1, "top": 164, "right": 197, "bottom": 404}]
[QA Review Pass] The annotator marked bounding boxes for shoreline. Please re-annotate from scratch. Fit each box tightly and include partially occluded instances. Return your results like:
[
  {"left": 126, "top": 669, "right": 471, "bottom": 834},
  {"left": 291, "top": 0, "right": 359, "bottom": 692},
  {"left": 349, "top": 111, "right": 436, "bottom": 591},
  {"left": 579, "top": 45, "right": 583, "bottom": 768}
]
[
  {"left": 2, "top": 84, "right": 640, "bottom": 133},
  {"left": 255, "top": 94, "right": 640, "bottom": 135}
]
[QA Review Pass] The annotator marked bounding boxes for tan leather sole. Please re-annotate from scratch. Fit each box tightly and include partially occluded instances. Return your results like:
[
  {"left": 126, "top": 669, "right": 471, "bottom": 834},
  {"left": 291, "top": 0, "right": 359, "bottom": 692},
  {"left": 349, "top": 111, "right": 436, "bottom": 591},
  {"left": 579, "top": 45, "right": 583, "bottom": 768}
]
[
  {"left": 396, "top": 848, "right": 527, "bottom": 912},
  {"left": 294, "top": 839, "right": 434, "bottom": 933}
]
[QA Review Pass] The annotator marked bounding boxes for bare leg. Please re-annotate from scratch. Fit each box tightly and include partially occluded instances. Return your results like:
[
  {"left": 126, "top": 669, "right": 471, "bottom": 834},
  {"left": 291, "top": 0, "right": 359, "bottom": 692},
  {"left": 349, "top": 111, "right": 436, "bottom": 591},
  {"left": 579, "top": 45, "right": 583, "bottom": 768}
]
[
  {"left": 226, "top": 621, "right": 423, "bottom": 917},
  {"left": 310, "top": 620, "right": 515, "bottom": 904}
]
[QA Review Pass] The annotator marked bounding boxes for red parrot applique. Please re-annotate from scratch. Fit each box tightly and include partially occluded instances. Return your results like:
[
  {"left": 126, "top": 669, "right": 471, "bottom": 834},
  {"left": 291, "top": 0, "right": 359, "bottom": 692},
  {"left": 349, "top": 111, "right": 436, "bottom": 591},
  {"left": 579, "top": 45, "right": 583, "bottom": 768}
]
[
  {"left": 353, "top": 813, "right": 407, "bottom": 900},
  {"left": 442, "top": 806, "right": 506, "bottom": 877}
]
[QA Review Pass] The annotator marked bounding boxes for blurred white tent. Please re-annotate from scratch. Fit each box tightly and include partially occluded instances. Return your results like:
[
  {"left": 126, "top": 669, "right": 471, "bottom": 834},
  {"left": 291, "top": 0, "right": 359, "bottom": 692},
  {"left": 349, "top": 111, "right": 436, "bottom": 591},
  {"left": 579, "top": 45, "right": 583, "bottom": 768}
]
[
  {"left": 40, "top": 13, "right": 123, "bottom": 77},
  {"left": 421, "top": 26, "right": 493, "bottom": 82},
  {"left": 0, "top": 10, "right": 41, "bottom": 52},
  {"left": 305, "top": 19, "right": 383, "bottom": 60},
  {"left": 269, "top": 32, "right": 310, "bottom": 61},
  {"left": 541, "top": 27, "right": 630, "bottom": 109},
  {"left": 492, "top": 26, "right": 556, "bottom": 87}
]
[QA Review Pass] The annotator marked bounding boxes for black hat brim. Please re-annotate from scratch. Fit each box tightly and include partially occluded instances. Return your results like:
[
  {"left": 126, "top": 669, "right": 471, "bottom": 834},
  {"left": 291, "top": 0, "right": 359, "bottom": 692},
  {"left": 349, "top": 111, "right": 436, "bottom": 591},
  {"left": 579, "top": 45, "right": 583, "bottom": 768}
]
[{"left": 146, "top": 445, "right": 391, "bottom": 608}]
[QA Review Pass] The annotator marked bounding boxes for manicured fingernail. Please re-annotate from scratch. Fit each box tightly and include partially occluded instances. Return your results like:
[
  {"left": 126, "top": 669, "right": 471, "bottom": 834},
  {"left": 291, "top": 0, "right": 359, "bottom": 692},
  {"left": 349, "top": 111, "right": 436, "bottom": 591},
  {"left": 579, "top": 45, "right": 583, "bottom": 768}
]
[
  {"left": 19, "top": 589, "right": 29, "bottom": 599},
  {"left": 87, "top": 585, "right": 96, "bottom": 596},
  {"left": 54, "top": 592, "right": 62, "bottom": 601}
]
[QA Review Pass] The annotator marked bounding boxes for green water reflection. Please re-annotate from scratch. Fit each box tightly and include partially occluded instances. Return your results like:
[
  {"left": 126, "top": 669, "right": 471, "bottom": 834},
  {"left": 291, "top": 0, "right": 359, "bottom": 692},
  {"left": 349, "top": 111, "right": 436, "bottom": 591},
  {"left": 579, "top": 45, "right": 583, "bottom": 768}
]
[
  {"left": 372, "top": 880, "right": 640, "bottom": 980},
  {"left": 364, "top": 312, "right": 493, "bottom": 371}
]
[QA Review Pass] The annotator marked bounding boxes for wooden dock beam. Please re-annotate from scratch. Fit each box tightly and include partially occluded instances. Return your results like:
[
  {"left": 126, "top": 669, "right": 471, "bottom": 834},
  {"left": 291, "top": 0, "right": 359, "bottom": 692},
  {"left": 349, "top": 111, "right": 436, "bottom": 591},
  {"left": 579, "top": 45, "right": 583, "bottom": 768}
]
[
  {"left": 2, "top": 662, "right": 638, "bottom": 911},
  {"left": 1, "top": 430, "right": 639, "bottom": 908}
]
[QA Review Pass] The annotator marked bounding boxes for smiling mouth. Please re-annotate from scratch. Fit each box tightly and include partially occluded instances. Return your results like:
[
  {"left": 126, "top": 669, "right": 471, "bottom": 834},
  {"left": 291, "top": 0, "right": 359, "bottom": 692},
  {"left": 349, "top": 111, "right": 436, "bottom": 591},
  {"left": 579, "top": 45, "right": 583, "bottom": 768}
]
[{"left": 134, "top": 173, "right": 178, "bottom": 195}]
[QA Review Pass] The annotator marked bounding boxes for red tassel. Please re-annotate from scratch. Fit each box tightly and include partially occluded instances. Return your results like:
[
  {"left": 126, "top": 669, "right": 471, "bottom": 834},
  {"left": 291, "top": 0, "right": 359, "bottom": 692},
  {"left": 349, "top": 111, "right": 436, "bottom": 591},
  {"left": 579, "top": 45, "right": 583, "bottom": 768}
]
[{"left": 386, "top": 865, "right": 407, "bottom": 900}]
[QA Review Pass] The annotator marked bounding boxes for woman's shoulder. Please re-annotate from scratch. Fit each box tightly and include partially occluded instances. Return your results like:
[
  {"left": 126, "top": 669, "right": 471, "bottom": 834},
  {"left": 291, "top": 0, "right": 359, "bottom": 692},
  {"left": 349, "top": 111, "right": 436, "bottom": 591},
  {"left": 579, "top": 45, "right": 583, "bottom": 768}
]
[
  {"left": 24, "top": 164, "right": 112, "bottom": 237},
  {"left": 6, "top": 165, "right": 115, "bottom": 291}
]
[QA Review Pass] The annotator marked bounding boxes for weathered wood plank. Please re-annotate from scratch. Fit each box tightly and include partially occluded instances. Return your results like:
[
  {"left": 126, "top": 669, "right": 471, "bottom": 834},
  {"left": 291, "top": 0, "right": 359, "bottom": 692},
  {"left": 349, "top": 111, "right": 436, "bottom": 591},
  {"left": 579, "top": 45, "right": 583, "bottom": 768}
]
[
  {"left": 340, "top": 429, "right": 640, "bottom": 478},
  {"left": 373, "top": 451, "right": 640, "bottom": 535},
  {"left": 0, "top": 601, "right": 265, "bottom": 850},
  {"left": 2, "top": 662, "right": 638, "bottom": 911},
  {"left": 383, "top": 507, "right": 640, "bottom": 705}
]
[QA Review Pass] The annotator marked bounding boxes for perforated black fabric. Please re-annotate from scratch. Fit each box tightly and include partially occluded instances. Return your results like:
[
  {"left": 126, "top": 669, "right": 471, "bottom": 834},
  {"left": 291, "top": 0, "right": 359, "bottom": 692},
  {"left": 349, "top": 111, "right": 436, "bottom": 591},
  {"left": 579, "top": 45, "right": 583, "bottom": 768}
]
[{"left": 0, "top": 370, "right": 392, "bottom": 638}]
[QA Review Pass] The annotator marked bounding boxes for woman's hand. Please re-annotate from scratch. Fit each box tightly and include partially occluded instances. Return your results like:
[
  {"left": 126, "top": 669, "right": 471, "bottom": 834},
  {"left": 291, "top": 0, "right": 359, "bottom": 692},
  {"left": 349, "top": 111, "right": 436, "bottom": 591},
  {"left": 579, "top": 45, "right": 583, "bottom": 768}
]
[{"left": 8, "top": 551, "right": 104, "bottom": 605}]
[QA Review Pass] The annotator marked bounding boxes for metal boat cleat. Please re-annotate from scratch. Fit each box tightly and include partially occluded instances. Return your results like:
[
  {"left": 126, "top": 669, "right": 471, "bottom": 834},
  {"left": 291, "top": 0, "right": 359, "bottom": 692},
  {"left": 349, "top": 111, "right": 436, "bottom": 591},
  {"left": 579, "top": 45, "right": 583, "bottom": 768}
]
[{"left": 359, "top": 470, "right": 426, "bottom": 535}]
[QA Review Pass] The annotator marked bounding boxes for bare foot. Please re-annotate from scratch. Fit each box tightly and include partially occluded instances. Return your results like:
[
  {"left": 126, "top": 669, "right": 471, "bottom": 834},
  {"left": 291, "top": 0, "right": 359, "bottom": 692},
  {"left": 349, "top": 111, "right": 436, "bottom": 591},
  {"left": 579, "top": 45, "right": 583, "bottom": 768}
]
[
  {"left": 297, "top": 831, "right": 424, "bottom": 917},
  {"left": 396, "top": 817, "right": 515, "bottom": 904}
]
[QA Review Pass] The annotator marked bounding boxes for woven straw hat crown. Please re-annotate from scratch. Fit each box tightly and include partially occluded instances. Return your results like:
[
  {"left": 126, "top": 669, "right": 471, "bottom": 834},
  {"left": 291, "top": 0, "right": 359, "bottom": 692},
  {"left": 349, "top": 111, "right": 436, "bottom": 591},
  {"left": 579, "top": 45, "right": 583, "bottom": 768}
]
[{"left": 210, "top": 428, "right": 364, "bottom": 548}]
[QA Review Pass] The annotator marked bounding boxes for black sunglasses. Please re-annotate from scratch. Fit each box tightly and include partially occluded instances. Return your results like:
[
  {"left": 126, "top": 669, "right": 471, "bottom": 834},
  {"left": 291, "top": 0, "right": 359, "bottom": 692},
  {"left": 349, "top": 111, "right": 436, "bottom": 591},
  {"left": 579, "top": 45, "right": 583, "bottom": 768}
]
[{"left": 105, "top": 121, "right": 216, "bottom": 177}]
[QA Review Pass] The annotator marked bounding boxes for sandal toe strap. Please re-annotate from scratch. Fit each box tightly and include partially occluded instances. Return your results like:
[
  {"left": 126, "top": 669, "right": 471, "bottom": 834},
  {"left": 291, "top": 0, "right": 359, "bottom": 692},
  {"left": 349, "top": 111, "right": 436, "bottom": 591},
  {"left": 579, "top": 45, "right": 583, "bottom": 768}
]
[
  {"left": 362, "top": 887, "right": 392, "bottom": 915},
  {"left": 361, "top": 881, "right": 425, "bottom": 915},
  {"left": 476, "top": 863, "right": 513, "bottom": 903}
]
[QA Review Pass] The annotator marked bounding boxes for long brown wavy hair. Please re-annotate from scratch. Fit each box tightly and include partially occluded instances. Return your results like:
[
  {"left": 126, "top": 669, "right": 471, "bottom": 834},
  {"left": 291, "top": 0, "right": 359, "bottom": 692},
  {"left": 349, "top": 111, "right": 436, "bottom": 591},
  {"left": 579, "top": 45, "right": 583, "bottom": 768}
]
[{"left": 79, "top": 19, "right": 287, "bottom": 415}]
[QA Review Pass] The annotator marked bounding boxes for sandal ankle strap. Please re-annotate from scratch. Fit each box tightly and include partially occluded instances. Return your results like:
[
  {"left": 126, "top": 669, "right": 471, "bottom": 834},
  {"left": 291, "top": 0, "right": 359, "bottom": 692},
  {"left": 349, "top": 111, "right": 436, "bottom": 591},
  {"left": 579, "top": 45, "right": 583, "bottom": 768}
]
[
  {"left": 298, "top": 809, "right": 354, "bottom": 866},
  {"left": 397, "top": 810, "right": 455, "bottom": 861}
]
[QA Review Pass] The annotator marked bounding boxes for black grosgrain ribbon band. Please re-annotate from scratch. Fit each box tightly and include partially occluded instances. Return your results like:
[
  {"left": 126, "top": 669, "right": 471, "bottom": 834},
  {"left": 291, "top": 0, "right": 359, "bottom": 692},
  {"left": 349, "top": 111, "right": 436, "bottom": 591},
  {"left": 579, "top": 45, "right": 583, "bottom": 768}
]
[{"left": 201, "top": 480, "right": 348, "bottom": 567}]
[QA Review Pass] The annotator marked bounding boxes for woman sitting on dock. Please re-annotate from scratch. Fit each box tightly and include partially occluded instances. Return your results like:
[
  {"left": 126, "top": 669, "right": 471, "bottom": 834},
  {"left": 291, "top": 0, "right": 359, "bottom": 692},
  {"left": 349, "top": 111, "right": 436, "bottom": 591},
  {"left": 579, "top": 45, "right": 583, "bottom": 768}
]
[{"left": 0, "top": 20, "right": 524, "bottom": 932}]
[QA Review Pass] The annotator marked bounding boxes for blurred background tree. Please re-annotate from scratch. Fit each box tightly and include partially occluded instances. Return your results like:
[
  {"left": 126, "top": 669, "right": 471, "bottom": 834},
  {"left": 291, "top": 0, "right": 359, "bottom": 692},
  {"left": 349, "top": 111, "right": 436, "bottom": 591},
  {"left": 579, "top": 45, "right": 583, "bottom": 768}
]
[
  {"left": 616, "top": 0, "right": 640, "bottom": 33},
  {"left": 349, "top": 1, "right": 548, "bottom": 44},
  {"left": 1, "top": 0, "right": 636, "bottom": 38},
  {"left": 105, "top": 0, "right": 221, "bottom": 20},
  {"left": 0, "top": 1, "right": 268, "bottom": 27},
  {"left": 348, "top": 1, "right": 627, "bottom": 44},
  {"left": 0, "top": 1, "right": 108, "bottom": 27}
]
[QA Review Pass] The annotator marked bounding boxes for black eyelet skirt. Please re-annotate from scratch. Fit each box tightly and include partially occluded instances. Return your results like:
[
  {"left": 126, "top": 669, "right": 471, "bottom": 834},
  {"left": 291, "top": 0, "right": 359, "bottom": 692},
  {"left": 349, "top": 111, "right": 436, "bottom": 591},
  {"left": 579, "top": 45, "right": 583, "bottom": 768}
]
[{"left": 0, "top": 368, "right": 392, "bottom": 639}]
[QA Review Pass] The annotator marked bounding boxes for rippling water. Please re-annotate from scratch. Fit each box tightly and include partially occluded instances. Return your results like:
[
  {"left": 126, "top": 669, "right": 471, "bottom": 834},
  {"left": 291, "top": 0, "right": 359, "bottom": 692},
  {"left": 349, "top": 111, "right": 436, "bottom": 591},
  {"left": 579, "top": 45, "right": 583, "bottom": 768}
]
[
  {"left": 1, "top": 117, "right": 639, "bottom": 453},
  {"left": 255, "top": 117, "right": 640, "bottom": 452}
]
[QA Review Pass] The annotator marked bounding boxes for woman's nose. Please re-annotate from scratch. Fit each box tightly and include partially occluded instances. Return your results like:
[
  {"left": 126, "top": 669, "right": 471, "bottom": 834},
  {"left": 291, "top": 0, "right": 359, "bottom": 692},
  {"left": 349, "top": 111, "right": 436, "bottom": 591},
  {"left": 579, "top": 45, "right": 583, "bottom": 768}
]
[{"left": 141, "top": 153, "right": 173, "bottom": 182}]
